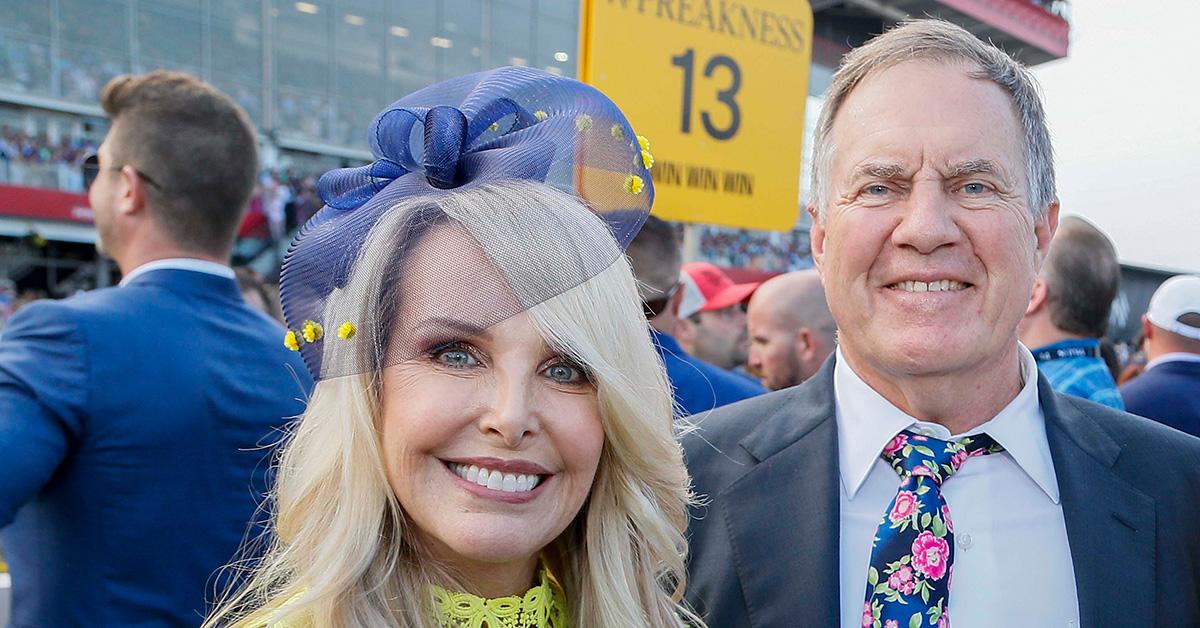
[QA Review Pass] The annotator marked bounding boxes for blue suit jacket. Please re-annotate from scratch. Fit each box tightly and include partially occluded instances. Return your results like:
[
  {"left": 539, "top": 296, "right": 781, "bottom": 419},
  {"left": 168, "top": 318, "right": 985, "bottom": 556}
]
[
  {"left": 1121, "top": 359, "right": 1200, "bottom": 438},
  {"left": 0, "top": 269, "right": 312, "bottom": 627},
  {"left": 651, "top": 329, "right": 765, "bottom": 417},
  {"left": 684, "top": 356, "right": 1200, "bottom": 627}
]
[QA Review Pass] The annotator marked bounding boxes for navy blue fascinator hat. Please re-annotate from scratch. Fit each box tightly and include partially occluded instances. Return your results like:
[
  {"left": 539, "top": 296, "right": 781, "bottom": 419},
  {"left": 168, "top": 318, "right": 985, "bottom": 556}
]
[{"left": 279, "top": 66, "right": 656, "bottom": 380}]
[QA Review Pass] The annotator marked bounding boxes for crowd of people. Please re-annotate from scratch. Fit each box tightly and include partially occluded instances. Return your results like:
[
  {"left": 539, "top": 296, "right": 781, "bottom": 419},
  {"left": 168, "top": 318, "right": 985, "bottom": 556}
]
[
  {"left": 696, "top": 225, "right": 813, "bottom": 273},
  {"left": 0, "top": 125, "right": 97, "bottom": 190},
  {"left": 0, "top": 18, "right": 1198, "bottom": 628},
  {"left": 0, "top": 126, "right": 96, "bottom": 166}
]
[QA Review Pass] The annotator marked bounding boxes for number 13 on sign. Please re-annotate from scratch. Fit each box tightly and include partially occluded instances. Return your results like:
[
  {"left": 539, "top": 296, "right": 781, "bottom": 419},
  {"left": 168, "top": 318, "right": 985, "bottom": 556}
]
[
  {"left": 671, "top": 49, "right": 741, "bottom": 140},
  {"left": 580, "top": 0, "right": 813, "bottom": 231}
]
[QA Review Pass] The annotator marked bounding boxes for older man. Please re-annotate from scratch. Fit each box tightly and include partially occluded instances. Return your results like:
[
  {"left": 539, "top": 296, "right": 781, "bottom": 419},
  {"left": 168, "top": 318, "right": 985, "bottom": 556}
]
[
  {"left": 746, "top": 269, "right": 836, "bottom": 390},
  {"left": 683, "top": 20, "right": 1200, "bottom": 628}
]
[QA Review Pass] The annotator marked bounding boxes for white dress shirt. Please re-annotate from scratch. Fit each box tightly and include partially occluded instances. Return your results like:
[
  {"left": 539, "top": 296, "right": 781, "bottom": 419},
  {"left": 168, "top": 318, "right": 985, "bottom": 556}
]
[
  {"left": 119, "top": 258, "right": 236, "bottom": 287},
  {"left": 836, "top": 346, "right": 1081, "bottom": 627},
  {"left": 1144, "top": 351, "right": 1200, "bottom": 371}
]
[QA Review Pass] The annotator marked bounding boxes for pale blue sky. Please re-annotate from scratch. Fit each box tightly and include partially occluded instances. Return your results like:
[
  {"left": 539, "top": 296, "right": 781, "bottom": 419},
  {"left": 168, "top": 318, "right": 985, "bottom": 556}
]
[{"left": 1034, "top": 1, "right": 1200, "bottom": 272}]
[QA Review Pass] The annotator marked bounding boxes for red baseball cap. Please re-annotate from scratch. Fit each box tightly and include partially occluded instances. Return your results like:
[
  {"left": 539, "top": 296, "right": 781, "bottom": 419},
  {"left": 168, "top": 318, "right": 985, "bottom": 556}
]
[{"left": 680, "top": 262, "right": 761, "bottom": 317}]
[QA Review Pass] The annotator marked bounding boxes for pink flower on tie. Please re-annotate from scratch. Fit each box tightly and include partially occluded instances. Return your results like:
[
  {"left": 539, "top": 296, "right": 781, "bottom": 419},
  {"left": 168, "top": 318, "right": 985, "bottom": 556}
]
[
  {"left": 941, "top": 504, "right": 954, "bottom": 533},
  {"left": 911, "top": 530, "right": 950, "bottom": 580},
  {"left": 912, "top": 465, "right": 934, "bottom": 479},
  {"left": 883, "top": 433, "right": 908, "bottom": 456},
  {"left": 885, "top": 621, "right": 899, "bottom": 628},
  {"left": 937, "top": 612, "right": 950, "bottom": 628},
  {"left": 887, "top": 564, "right": 915, "bottom": 595},
  {"left": 862, "top": 602, "right": 873, "bottom": 628},
  {"left": 949, "top": 449, "right": 968, "bottom": 471},
  {"left": 889, "top": 491, "right": 918, "bottom": 523},
  {"left": 910, "top": 434, "right": 929, "bottom": 441}
]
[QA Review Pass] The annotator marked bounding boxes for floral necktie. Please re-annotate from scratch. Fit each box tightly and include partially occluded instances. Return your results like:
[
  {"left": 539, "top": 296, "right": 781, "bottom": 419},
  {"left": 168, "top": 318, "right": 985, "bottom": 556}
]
[{"left": 862, "top": 430, "right": 1005, "bottom": 628}]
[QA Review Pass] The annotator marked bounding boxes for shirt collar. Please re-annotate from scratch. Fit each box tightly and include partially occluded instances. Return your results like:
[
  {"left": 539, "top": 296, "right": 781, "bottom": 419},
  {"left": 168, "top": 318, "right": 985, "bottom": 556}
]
[
  {"left": 1145, "top": 352, "right": 1200, "bottom": 371},
  {"left": 1030, "top": 337, "right": 1099, "bottom": 353},
  {"left": 120, "top": 258, "right": 235, "bottom": 287},
  {"left": 835, "top": 344, "right": 1060, "bottom": 503}
]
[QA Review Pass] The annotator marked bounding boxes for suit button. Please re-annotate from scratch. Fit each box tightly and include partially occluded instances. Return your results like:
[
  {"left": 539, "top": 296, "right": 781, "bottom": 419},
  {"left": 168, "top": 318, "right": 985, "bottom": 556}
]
[{"left": 957, "top": 533, "right": 973, "bottom": 550}]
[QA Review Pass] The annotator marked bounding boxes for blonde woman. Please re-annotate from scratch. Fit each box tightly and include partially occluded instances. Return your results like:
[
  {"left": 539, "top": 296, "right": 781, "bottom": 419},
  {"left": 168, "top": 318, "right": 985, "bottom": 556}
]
[{"left": 206, "top": 68, "right": 699, "bottom": 627}]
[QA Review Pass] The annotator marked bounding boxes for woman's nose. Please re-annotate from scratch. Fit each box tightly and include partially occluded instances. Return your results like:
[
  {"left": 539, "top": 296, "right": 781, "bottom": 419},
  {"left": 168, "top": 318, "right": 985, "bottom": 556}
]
[{"left": 477, "top": 373, "right": 539, "bottom": 448}]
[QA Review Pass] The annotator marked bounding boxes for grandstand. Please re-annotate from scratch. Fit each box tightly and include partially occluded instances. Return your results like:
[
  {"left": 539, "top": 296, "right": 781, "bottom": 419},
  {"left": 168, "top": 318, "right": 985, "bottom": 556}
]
[{"left": 0, "top": 0, "right": 1070, "bottom": 314}]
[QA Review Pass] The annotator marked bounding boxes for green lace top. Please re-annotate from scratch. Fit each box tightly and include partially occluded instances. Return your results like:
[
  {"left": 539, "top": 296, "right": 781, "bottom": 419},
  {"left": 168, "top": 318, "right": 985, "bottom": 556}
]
[
  {"left": 431, "top": 566, "right": 568, "bottom": 628},
  {"left": 256, "top": 566, "right": 568, "bottom": 628}
]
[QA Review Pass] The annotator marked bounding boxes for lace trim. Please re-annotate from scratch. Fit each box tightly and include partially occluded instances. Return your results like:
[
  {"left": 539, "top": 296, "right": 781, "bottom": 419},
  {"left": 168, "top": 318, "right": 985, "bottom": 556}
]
[{"left": 431, "top": 567, "right": 568, "bottom": 628}]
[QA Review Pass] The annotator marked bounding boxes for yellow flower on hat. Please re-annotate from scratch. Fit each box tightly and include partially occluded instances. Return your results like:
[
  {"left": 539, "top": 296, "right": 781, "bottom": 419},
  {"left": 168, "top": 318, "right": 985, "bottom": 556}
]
[
  {"left": 610, "top": 123, "right": 625, "bottom": 139},
  {"left": 575, "top": 114, "right": 593, "bottom": 132},
  {"left": 534, "top": 110, "right": 549, "bottom": 121},
  {"left": 624, "top": 174, "right": 645, "bottom": 195},
  {"left": 284, "top": 331, "right": 300, "bottom": 351},
  {"left": 637, "top": 135, "right": 651, "bottom": 151},
  {"left": 488, "top": 121, "right": 500, "bottom": 132},
  {"left": 641, "top": 149, "right": 654, "bottom": 169},
  {"left": 337, "top": 322, "right": 357, "bottom": 339},
  {"left": 302, "top": 320, "right": 324, "bottom": 343}
]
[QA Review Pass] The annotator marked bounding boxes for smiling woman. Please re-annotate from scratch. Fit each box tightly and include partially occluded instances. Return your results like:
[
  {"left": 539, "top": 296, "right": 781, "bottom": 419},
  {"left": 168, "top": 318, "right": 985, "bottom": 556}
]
[{"left": 204, "top": 68, "right": 699, "bottom": 628}]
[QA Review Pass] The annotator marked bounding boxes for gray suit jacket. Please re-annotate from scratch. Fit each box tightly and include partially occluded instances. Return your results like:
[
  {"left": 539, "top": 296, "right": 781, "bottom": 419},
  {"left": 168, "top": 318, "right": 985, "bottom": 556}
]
[{"left": 683, "top": 356, "right": 1200, "bottom": 627}]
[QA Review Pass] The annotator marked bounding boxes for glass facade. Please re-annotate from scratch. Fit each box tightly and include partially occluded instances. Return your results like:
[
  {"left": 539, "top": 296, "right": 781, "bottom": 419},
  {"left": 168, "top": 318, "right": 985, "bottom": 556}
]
[{"left": 0, "top": 0, "right": 579, "bottom": 150}]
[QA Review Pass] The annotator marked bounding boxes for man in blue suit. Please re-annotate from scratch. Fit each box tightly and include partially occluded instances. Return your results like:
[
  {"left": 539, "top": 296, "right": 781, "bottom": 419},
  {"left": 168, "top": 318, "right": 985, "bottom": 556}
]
[
  {"left": 1121, "top": 275, "right": 1200, "bottom": 437},
  {"left": 625, "top": 216, "right": 765, "bottom": 417},
  {"left": 0, "top": 71, "right": 312, "bottom": 626}
]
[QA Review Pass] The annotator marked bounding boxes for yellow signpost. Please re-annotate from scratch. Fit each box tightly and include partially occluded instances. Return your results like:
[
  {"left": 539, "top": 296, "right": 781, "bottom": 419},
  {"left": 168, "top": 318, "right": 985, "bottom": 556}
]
[{"left": 580, "top": 0, "right": 813, "bottom": 231}]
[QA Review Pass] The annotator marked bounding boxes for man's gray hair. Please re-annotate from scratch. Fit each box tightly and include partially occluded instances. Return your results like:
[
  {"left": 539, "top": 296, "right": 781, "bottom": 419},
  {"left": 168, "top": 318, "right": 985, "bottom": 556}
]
[{"left": 810, "top": 19, "right": 1055, "bottom": 218}]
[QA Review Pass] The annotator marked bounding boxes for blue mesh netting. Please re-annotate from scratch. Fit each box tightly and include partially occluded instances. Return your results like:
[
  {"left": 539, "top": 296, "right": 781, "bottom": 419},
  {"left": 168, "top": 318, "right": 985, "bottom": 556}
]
[{"left": 279, "top": 66, "right": 654, "bottom": 380}]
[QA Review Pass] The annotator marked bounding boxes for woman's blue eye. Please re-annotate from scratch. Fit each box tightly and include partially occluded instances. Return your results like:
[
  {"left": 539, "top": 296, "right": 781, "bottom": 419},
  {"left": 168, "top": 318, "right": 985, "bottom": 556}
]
[
  {"left": 434, "top": 346, "right": 477, "bottom": 367},
  {"left": 546, "top": 363, "right": 585, "bottom": 384}
]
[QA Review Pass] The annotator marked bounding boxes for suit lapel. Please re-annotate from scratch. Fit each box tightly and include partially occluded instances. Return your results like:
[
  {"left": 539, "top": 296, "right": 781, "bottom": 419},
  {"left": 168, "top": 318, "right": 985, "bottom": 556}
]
[
  {"left": 719, "top": 360, "right": 841, "bottom": 626},
  {"left": 1042, "top": 381, "right": 1156, "bottom": 628}
]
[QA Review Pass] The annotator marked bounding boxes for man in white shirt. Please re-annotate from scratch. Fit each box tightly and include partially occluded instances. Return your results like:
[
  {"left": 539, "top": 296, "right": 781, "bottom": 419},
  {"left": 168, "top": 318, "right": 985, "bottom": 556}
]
[{"left": 683, "top": 20, "right": 1200, "bottom": 628}]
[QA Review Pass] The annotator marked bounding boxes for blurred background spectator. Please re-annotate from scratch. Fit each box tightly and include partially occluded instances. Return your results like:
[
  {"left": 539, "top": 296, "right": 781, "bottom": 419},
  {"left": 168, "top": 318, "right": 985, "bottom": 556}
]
[
  {"left": 746, "top": 270, "right": 837, "bottom": 391},
  {"left": 1120, "top": 275, "right": 1200, "bottom": 436},
  {"left": 1019, "top": 216, "right": 1125, "bottom": 408}
]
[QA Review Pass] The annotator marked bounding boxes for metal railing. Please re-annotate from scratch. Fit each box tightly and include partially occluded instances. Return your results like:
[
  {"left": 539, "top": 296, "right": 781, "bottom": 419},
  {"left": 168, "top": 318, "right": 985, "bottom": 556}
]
[{"left": 0, "top": 160, "right": 84, "bottom": 192}]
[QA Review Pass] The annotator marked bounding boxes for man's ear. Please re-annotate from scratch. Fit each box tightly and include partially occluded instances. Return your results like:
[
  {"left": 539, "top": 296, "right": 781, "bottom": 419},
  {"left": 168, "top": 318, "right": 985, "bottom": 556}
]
[
  {"left": 674, "top": 314, "right": 696, "bottom": 344},
  {"left": 795, "top": 328, "right": 815, "bottom": 361},
  {"left": 1033, "top": 198, "right": 1060, "bottom": 266},
  {"left": 1141, "top": 314, "right": 1154, "bottom": 344},
  {"left": 808, "top": 204, "right": 825, "bottom": 273},
  {"left": 668, "top": 283, "right": 684, "bottom": 317},
  {"left": 116, "top": 165, "right": 149, "bottom": 217},
  {"left": 1026, "top": 277, "right": 1049, "bottom": 316}
]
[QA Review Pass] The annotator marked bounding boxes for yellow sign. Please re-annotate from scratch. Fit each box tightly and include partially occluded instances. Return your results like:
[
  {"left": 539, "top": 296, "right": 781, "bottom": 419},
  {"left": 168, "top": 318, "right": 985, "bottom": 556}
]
[{"left": 580, "top": 0, "right": 813, "bottom": 231}]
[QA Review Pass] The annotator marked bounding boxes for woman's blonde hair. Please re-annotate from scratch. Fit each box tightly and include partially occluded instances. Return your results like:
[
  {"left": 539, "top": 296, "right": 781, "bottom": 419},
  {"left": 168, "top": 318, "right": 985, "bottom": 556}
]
[{"left": 206, "top": 180, "right": 699, "bottom": 627}]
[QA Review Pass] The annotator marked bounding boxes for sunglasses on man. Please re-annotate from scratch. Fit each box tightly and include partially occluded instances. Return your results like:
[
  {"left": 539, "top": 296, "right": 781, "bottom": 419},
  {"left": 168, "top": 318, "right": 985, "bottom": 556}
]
[
  {"left": 642, "top": 281, "right": 680, "bottom": 319},
  {"left": 82, "top": 154, "right": 164, "bottom": 191}
]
